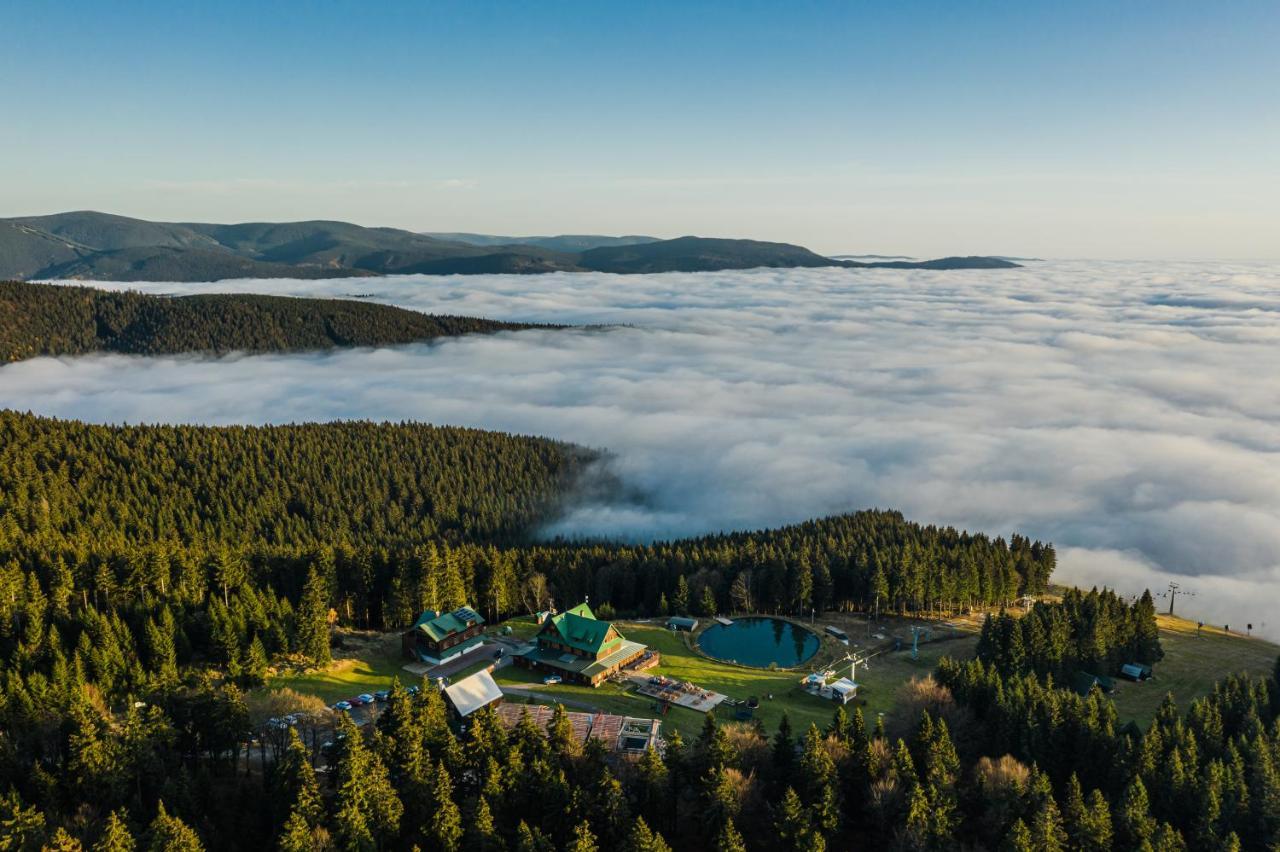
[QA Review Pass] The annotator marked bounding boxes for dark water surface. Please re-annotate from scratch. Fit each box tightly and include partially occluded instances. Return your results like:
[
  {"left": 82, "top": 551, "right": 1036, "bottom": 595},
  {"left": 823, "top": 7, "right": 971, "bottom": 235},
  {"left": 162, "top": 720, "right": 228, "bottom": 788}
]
[{"left": 697, "top": 617, "right": 819, "bottom": 668}]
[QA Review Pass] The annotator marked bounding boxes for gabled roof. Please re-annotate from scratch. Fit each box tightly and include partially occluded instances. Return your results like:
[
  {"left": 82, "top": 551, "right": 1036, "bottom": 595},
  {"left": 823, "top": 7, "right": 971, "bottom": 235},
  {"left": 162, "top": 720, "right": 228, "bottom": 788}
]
[
  {"left": 443, "top": 669, "right": 503, "bottom": 717},
  {"left": 412, "top": 606, "right": 484, "bottom": 642},
  {"left": 830, "top": 677, "right": 858, "bottom": 695},
  {"left": 538, "top": 602, "right": 622, "bottom": 655},
  {"left": 564, "top": 602, "right": 595, "bottom": 619}
]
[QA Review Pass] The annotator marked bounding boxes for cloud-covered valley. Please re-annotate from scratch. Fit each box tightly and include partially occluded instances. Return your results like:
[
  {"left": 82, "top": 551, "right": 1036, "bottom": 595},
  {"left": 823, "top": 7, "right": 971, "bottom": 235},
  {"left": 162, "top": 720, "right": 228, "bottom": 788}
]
[{"left": 5, "top": 261, "right": 1279, "bottom": 636}]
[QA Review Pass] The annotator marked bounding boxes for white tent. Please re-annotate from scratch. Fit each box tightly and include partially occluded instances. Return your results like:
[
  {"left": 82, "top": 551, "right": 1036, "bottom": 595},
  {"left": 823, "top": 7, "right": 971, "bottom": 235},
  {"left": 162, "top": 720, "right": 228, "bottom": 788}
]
[
  {"left": 829, "top": 677, "right": 858, "bottom": 704},
  {"left": 444, "top": 669, "right": 503, "bottom": 717}
]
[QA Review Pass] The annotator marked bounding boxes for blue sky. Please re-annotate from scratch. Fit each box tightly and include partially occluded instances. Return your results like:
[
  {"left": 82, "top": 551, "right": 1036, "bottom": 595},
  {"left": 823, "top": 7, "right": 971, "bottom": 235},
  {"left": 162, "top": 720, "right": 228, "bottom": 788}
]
[{"left": 2, "top": 1, "right": 1277, "bottom": 257}]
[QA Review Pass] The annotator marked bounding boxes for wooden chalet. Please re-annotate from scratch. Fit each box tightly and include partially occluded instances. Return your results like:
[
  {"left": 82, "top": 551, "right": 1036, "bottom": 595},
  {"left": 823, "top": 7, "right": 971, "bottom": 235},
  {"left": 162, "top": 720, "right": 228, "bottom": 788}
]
[
  {"left": 515, "top": 602, "right": 648, "bottom": 687},
  {"left": 401, "top": 605, "right": 486, "bottom": 665}
]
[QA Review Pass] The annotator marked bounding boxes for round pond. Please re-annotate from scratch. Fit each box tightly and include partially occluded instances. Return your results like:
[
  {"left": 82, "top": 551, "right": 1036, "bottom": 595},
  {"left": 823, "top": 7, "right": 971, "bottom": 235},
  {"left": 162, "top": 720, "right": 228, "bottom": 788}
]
[{"left": 697, "top": 617, "right": 820, "bottom": 668}]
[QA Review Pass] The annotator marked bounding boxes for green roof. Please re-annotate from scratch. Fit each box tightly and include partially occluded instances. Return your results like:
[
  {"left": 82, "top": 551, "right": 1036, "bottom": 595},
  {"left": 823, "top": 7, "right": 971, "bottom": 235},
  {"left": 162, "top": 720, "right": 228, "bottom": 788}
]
[
  {"left": 532, "top": 601, "right": 627, "bottom": 652},
  {"left": 523, "top": 639, "right": 648, "bottom": 678},
  {"left": 539, "top": 603, "right": 623, "bottom": 655},
  {"left": 412, "top": 606, "right": 484, "bottom": 642},
  {"left": 1071, "top": 671, "right": 1116, "bottom": 696}
]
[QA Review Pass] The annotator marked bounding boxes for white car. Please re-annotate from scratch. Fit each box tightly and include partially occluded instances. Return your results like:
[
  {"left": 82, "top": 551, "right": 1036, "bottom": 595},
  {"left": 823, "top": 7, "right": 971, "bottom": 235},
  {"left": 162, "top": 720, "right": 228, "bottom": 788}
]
[{"left": 542, "top": 674, "right": 562, "bottom": 685}]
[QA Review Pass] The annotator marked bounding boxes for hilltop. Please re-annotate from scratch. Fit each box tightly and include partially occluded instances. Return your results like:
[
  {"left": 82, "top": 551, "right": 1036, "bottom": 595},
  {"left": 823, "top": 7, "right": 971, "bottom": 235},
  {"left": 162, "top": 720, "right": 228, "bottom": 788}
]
[
  {"left": 1, "top": 211, "right": 1020, "bottom": 281},
  {"left": 0, "top": 279, "right": 551, "bottom": 362}
]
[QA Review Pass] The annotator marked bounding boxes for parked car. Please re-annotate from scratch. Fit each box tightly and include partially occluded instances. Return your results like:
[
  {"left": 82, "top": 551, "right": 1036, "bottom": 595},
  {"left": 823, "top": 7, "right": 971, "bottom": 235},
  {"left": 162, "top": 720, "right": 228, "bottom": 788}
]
[
  {"left": 357, "top": 693, "right": 375, "bottom": 705},
  {"left": 374, "top": 690, "right": 390, "bottom": 702},
  {"left": 348, "top": 696, "right": 365, "bottom": 707},
  {"left": 543, "top": 674, "right": 562, "bottom": 685},
  {"left": 332, "top": 701, "right": 352, "bottom": 712},
  {"left": 407, "top": 685, "right": 421, "bottom": 696}
]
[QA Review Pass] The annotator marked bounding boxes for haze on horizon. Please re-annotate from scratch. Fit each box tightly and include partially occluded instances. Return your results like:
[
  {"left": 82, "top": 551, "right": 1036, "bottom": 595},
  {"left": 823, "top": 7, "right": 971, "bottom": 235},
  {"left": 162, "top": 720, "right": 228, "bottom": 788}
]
[{"left": 2, "top": 1, "right": 1277, "bottom": 260}]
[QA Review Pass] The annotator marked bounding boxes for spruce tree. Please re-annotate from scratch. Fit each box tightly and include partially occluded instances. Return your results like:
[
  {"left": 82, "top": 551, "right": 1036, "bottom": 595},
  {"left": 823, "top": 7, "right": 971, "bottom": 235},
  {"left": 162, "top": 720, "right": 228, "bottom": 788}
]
[
  {"left": 513, "top": 822, "right": 554, "bottom": 852},
  {"left": 429, "top": 760, "right": 463, "bottom": 852},
  {"left": 466, "top": 797, "right": 502, "bottom": 852},
  {"left": 1030, "top": 797, "right": 1067, "bottom": 852},
  {"left": 672, "top": 576, "right": 690, "bottom": 615},
  {"left": 1151, "top": 822, "right": 1188, "bottom": 851},
  {"left": 567, "top": 820, "right": 597, "bottom": 852},
  {"left": 633, "top": 746, "right": 668, "bottom": 830},
  {"left": 243, "top": 636, "right": 269, "bottom": 686},
  {"left": 715, "top": 819, "right": 746, "bottom": 852},
  {"left": 276, "top": 811, "right": 315, "bottom": 852},
  {"left": 145, "top": 802, "right": 203, "bottom": 852},
  {"left": 624, "top": 817, "right": 672, "bottom": 852},
  {"left": 438, "top": 548, "right": 467, "bottom": 612},
  {"left": 296, "top": 566, "right": 331, "bottom": 667},
  {"left": 332, "top": 715, "right": 402, "bottom": 851},
  {"left": 1002, "top": 818, "right": 1034, "bottom": 852},
  {"left": 799, "top": 724, "right": 838, "bottom": 834},
  {"left": 1079, "top": 789, "right": 1113, "bottom": 851},
  {"left": 273, "top": 728, "right": 322, "bottom": 830},
  {"left": 828, "top": 705, "right": 851, "bottom": 743},
  {"left": 773, "top": 787, "right": 813, "bottom": 852},
  {"left": 44, "top": 827, "right": 85, "bottom": 851},
  {"left": 772, "top": 711, "right": 795, "bottom": 782},
  {"left": 94, "top": 810, "right": 136, "bottom": 852},
  {"left": 1116, "top": 776, "right": 1156, "bottom": 849}
]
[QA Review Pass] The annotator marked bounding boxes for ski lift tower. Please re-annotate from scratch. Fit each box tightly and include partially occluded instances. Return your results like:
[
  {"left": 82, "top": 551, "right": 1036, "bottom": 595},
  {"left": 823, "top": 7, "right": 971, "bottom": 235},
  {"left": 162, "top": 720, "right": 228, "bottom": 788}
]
[
  {"left": 910, "top": 626, "right": 932, "bottom": 661},
  {"left": 1162, "top": 581, "right": 1194, "bottom": 616},
  {"left": 834, "top": 650, "right": 875, "bottom": 683}
]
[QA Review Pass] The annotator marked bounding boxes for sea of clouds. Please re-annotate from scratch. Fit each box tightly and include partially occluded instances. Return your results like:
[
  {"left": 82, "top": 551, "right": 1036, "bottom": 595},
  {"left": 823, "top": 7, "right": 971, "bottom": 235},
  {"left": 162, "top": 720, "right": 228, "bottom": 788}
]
[{"left": 5, "top": 261, "right": 1279, "bottom": 637}]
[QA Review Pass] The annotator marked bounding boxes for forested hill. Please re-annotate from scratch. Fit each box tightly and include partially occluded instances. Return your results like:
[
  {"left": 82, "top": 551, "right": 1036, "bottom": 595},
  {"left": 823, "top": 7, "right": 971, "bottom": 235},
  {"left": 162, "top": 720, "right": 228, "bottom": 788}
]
[
  {"left": 0, "top": 280, "right": 550, "bottom": 362},
  {"left": 0, "top": 412, "right": 592, "bottom": 552},
  {"left": 0, "top": 407, "right": 1057, "bottom": 633}
]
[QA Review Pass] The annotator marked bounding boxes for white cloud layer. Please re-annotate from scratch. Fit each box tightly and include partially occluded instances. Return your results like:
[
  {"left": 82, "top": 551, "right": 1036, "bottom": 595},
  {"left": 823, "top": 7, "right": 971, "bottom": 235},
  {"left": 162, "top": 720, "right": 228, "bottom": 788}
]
[{"left": 6, "top": 261, "right": 1280, "bottom": 637}]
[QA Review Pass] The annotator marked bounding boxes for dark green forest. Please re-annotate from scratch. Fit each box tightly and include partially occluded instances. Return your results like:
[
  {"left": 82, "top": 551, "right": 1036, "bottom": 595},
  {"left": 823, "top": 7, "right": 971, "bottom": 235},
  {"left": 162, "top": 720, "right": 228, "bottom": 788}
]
[
  {"left": 976, "top": 588, "right": 1165, "bottom": 681},
  {"left": 0, "top": 411, "right": 1276, "bottom": 850},
  {"left": 0, "top": 280, "right": 550, "bottom": 362}
]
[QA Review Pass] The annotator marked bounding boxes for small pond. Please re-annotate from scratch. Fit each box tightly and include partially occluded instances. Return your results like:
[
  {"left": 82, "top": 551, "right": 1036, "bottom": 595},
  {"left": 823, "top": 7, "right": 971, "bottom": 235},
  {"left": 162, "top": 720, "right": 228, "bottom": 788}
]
[{"left": 697, "top": 617, "right": 820, "bottom": 668}]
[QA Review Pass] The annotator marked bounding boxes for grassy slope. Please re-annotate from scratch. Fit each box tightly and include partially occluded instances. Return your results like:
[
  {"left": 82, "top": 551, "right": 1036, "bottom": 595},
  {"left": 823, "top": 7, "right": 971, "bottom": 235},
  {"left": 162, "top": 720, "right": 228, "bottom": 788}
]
[
  {"left": 267, "top": 632, "right": 407, "bottom": 704},
  {"left": 1109, "top": 614, "right": 1279, "bottom": 727}
]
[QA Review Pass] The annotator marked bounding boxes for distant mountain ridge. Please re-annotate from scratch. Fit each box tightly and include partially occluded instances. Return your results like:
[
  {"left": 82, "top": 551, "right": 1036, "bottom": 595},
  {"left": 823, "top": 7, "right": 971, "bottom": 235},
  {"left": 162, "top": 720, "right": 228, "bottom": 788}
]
[
  {"left": 0, "top": 211, "right": 1019, "bottom": 281},
  {"left": 423, "top": 232, "right": 660, "bottom": 252}
]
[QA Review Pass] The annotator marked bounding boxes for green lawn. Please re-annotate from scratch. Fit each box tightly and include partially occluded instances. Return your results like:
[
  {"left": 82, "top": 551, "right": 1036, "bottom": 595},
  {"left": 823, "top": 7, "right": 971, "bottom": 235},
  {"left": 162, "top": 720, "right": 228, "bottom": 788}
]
[
  {"left": 498, "top": 615, "right": 540, "bottom": 640},
  {"left": 1109, "top": 614, "right": 1279, "bottom": 727},
  {"left": 266, "top": 632, "right": 410, "bottom": 704},
  {"left": 266, "top": 619, "right": 544, "bottom": 705}
]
